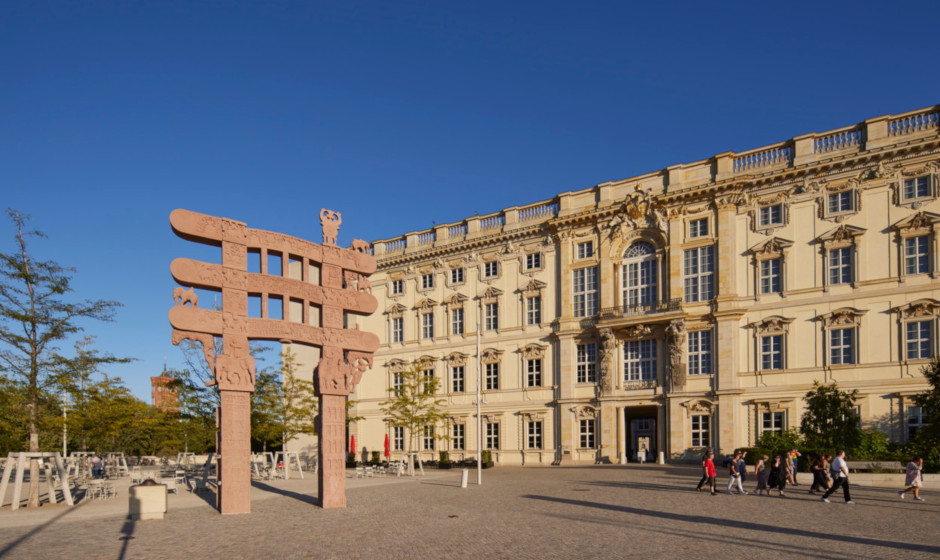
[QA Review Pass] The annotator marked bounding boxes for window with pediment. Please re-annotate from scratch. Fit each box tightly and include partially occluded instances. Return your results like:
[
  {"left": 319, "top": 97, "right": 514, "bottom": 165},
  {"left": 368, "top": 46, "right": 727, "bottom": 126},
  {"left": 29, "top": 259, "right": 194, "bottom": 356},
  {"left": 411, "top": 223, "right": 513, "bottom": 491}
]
[
  {"left": 893, "top": 211, "right": 940, "bottom": 279},
  {"left": 817, "top": 225, "right": 865, "bottom": 289},
  {"left": 821, "top": 182, "right": 859, "bottom": 220},
  {"left": 748, "top": 237, "right": 792, "bottom": 296},
  {"left": 817, "top": 308, "right": 866, "bottom": 367},
  {"left": 623, "top": 241, "right": 658, "bottom": 308},
  {"left": 894, "top": 163, "right": 938, "bottom": 209},
  {"left": 895, "top": 300, "right": 940, "bottom": 362},
  {"left": 749, "top": 316, "right": 793, "bottom": 372}
]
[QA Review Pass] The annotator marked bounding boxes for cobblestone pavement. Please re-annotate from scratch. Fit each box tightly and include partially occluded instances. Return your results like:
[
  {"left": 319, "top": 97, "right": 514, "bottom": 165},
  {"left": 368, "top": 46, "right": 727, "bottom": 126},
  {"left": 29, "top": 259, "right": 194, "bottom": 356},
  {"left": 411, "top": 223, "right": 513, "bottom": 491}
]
[{"left": 1, "top": 465, "right": 937, "bottom": 560}]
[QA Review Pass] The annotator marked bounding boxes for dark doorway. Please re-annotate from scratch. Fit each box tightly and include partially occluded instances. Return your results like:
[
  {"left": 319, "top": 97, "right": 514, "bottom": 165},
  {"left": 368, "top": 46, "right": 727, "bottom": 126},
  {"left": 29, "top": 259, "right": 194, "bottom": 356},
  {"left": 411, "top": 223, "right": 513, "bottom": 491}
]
[{"left": 625, "top": 406, "right": 658, "bottom": 462}]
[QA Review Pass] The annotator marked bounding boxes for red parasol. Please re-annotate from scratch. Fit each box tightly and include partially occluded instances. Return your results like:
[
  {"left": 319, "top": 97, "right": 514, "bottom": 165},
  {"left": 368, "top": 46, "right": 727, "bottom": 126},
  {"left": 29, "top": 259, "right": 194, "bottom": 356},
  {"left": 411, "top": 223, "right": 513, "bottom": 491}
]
[
  {"left": 384, "top": 433, "right": 390, "bottom": 458},
  {"left": 350, "top": 435, "right": 356, "bottom": 457}
]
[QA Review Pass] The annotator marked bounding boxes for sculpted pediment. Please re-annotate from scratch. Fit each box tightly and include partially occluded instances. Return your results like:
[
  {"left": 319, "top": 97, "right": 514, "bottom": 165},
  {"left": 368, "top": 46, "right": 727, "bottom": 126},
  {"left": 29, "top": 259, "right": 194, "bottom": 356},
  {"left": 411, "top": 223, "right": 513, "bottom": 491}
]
[
  {"left": 892, "top": 211, "right": 940, "bottom": 233},
  {"left": 413, "top": 298, "right": 438, "bottom": 310},
  {"left": 386, "top": 303, "right": 408, "bottom": 315},
  {"left": 747, "top": 237, "right": 793, "bottom": 257},
  {"left": 817, "top": 224, "right": 866, "bottom": 244}
]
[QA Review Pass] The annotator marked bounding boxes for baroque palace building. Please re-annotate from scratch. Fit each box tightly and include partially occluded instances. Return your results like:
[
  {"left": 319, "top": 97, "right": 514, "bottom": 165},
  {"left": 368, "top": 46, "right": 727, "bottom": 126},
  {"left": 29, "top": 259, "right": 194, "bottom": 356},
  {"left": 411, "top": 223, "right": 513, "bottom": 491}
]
[{"left": 344, "top": 104, "right": 940, "bottom": 465}]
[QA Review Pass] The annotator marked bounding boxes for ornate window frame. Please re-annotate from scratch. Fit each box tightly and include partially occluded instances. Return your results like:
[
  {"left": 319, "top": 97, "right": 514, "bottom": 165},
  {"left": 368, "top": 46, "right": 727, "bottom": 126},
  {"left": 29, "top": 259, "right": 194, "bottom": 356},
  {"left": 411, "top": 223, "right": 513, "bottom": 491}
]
[
  {"left": 386, "top": 303, "right": 407, "bottom": 345},
  {"left": 686, "top": 212, "right": 713, "bottom": 241},
  {"left": 893, "top": 299, "right": 940, "bottom": 363},
  {"left": 387, "top": 358, "right": 407, "bottom": 394},
  {"left": 388, "top": 275, "right": 404, "bottom": 297},
  {"left": 520, "top": 343, "right": 547, "bottom": 389},
  {"left": 816, "top": 224, "right": 866, "bottom": 290},
  {"left": 620, "top": 239, "right": 665, "bottom": 309},
  {"left": 480, "top": 255, "right": 500, "bottom": 282},
  {"left": 681, "top": 399, "right": 715, "bottom": 449},
  {"left": 413, "top": 298, "right": 437, "bottom": 342},
  {"left": 442, "top": 292, "right": 468, "bottom": 338},
  {"left": 892, "top": 211, "right": 940, "bottom": 280},
  {"left": 748, "top": 315, "right": 793, "bottom": 373},
  {"left": 482, "top": 347, "right": 503, "bottom": 392},
  {"left": 747, "top": 237, "right": 792, "bottom": 297},
  {"left": 819, "top": 179, "right": 861, "bottom": 222},
  {"left": 520, "top": 411, "right": 546, "bottom": 450},
  {"left": 817, "top": 307, "right": 867, "bottom": 368},
  {"left": 478, "top": 286, "right": 502, "bottom": 332},
  {"left": 892, "top": 162, "right": 939, "bottom": 209},
  {"left": 749, "top": 192, "right": 789, "bottom": 234},
  {"left": 446, "top": 352, "right": 468, "bottom": 394},
  {"left": 518, "top": 279, "right": 546, "bottom": 328},
  {"left": 448, "top": 265, "right": 466, "bottom": 287},
  {"left": 751, "top": 399, "right": 793, "bottom": 442},
  {"left": 419, "top": 271, "right": 435, "bottom": 292}
]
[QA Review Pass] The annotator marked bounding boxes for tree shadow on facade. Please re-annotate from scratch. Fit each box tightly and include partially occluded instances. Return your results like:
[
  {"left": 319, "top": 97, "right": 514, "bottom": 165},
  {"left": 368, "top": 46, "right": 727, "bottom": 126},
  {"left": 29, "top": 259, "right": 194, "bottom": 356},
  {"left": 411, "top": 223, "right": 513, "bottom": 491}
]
[{"left": 522, "top": 494, "right": 940, "bottom": 554}]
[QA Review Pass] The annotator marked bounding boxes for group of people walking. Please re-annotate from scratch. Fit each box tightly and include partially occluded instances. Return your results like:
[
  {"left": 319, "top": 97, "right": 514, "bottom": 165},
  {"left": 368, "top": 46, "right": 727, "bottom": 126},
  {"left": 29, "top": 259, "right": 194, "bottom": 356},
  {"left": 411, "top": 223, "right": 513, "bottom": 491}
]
[{"left": 694, "top": 448, "right": 925, "bottom": 504}]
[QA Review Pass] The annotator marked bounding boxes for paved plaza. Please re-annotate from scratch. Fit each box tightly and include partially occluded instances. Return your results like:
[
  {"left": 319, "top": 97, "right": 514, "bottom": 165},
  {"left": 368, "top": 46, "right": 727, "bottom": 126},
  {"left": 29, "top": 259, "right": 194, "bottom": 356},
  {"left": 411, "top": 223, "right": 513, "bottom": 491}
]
[{"left": 0, "top": 465, "right": 937, "bottom": 559}]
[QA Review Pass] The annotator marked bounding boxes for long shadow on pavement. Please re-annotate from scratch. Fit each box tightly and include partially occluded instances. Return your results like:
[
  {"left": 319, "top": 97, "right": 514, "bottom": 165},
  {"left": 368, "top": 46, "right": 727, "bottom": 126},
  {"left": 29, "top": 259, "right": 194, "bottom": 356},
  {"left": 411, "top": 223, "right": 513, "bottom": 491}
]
[
  {"left": 0, "top": 502, "right": 82, "bottom": 557},
  {"left": 523, "top": 494, "right": 940, "bottom": 554},
  {"left": 250, "top": 481, "right": 318, "bottom": 506}
]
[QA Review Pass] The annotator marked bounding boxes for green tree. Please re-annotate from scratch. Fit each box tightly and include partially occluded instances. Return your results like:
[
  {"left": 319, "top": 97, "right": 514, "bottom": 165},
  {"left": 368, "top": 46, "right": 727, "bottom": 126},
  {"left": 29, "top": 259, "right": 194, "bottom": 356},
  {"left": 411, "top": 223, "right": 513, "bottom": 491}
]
[
  {"left": 251, "top": 367, "right": 283, "bottom": 452},
  {"left": 755, "top": 428, "right": 803, "bottom": 455},
  {"left": 910, "top": 357, "right": 940, "bottom": 471},
  {"left": 0, "top": 209, "right": 122, "bottom": 507},
  {"left": 800, "top": 382, "right": 861, "bottom": 451},
  {"left": 279, "top": 349, "right": 317, "bottom": 446},
  {"left": 380, "top": 364, "right": 448, "bottom": 472}
]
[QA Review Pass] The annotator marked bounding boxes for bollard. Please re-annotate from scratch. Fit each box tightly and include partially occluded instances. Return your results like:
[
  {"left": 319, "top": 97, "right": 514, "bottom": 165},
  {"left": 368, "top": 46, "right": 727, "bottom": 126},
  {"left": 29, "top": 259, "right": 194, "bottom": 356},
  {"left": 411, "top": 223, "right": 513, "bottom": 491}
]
[
  {"left": 657, "top": 451, "right": 665, "bottom": 465},
  {"left": 460, "top": 468, "right": 468, "bottom": 489}
]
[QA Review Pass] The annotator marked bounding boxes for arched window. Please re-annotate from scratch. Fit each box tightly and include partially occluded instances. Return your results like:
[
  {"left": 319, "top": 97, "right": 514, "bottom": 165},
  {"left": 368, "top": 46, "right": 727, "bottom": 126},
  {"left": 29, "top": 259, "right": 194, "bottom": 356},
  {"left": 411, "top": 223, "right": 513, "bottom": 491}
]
[{"left": 623, "top": 241, "right": 657, "bottom": 308}]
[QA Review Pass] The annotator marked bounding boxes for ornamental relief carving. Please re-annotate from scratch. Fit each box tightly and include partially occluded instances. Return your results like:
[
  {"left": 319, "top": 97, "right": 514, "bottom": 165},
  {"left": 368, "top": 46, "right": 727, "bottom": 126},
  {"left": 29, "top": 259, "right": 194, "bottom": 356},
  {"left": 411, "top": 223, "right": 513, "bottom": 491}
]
[
  {"left": 519, "top": 279, "right": 547, "bottom": 296},
  {"left": 749, "top": 315, "right": 794, "bottom": 335},
  {"left": 748, "top": 237, "right": 793, "bottom": 260},
  {"left": 442, "top": 292, "right": 468, "bottom": 308},
  {"left": 481, "top": 348, "right": 503, "bottom": 364},
  {"left": 621, "top": 325, "right": 653, "bottom": 340},
  {"left": 682, "top": 399, "right": 714, "bottom": 416},
  {"left": 571, "top": 405, "right": 597, "bottom": 419},
  {"left": 386, "top": 303, "right": 408, "bottom": 316},
  {"left": 521, "top": 343, "right": 546, "bottom": 360},
  {"left": 714, "top": 191, "right": 747, "bottom": 210},
  {"left": 387, "top": 359, "right": 407, "bottom": 373},
  {"left": 895, "top": 299, "right": 940, "bottom": 320},
  {"left": 818, "top": 307, "right": 866, "bottom": 327},
  {"left": 607, "top": 186, "right": 669, "bottom": 240},
  {"left": 446, "top": 352, "right": 469, "bottom": 367}
]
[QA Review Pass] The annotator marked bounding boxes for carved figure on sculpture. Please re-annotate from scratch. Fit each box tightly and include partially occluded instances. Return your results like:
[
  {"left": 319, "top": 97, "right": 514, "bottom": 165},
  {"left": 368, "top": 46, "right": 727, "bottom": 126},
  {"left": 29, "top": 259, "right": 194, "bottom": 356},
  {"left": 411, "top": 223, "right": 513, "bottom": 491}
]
[
  {"left": 598, "top": 328, "right": 617, "bottom": 394},
  {"left": 666, "top": 320, "right": 687, "bottom": 388},
  {"left": 173, "top": 286, "right": 199, "bottom": 307},
  {"left": 171, "top": 330, "right": 216, "bottom": 384},
  {"left": 618, "top": 186, "right": 669, "bottom": 234},
  {"left": 350, "top": 239, "right": 370, "bottom": 253},
  {"left": 320, "top": 209, "right": 342, "bottom": 246}
]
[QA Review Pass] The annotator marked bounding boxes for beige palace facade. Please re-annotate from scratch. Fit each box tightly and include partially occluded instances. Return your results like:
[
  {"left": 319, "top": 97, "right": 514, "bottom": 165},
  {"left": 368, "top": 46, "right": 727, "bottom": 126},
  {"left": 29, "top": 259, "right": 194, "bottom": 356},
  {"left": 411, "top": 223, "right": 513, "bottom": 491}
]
[{"left": 347, "top": 104, "right": 940, "bottom": 465}]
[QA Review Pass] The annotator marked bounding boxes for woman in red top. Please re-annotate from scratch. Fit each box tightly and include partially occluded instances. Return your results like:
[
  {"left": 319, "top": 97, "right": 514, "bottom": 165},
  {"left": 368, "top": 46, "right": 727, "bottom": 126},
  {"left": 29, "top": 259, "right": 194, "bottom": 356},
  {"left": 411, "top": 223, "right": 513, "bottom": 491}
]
[{"left": 704, "top": 451, "right": 717, "bottom": 495}]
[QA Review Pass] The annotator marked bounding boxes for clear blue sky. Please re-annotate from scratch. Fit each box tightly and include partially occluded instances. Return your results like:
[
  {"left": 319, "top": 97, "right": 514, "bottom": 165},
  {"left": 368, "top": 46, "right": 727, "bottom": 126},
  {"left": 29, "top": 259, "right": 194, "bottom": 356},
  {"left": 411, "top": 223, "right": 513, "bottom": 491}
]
[{"left": 2, "top": 1, "right": 938, "bottom": 400}]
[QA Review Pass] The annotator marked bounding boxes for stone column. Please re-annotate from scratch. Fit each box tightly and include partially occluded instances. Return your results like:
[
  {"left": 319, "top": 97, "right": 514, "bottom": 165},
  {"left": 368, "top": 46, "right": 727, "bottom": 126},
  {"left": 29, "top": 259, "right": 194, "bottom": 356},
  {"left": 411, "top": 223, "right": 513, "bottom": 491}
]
[
  {"left": 616, "top": 407, "right": 625, "bottom": 464},
  {"left": 317, "top": 261, "right": 348, "bottom": 509}
]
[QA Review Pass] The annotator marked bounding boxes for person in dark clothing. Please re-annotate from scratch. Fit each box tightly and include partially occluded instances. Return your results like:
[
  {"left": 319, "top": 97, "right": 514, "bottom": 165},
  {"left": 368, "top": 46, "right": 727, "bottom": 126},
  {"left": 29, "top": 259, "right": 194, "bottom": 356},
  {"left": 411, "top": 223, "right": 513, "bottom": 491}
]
[{"left": 767, "top": 455, "right": 787, "bottom": 497}]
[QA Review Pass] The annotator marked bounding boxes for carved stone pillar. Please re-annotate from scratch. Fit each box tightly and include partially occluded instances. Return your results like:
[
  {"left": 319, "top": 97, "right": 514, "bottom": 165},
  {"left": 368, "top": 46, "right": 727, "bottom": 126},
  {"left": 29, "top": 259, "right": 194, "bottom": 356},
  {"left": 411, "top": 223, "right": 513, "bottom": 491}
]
[
  {"left": 598, "top": 328, "right": 617, "bottom": 395},
  {"left": 666, "top": 319, "right": 687, "bottom": 391}
]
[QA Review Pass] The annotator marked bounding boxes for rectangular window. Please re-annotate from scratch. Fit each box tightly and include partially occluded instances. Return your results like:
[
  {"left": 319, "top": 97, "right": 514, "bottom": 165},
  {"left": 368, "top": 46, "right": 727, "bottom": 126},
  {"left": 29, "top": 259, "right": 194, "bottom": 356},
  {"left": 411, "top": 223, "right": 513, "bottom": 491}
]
[
  {"left": 907, "top": 321, "right": 933, "bottom": 360},
  {"left": 527, "top": 421, "right": 543, "bottom": 449},
  {"left": 483, "top": 261, "right": 499, "bottom": 278},
  {"left": 760, "top": 258, "right": 782, "bottom": 294},
  {"left": 421, "top": 312, "right": 434, "bottom": 339},
  {"left": 526, "top": 253, "right": 542, "bottom": 270},
  {"left": 390, "top": 279, "right": 403, "bottom": 295},
  {"left": 485, "top": 423, "right": 499, "bottom": 449},
  {"left": 573, "top": 266, "right": 599, "bottom": 317},
  {"left": 579, "top": 419, "right": 596, "bottom": 449},
  {"left": 450, "top": 268, "right": 464, "bottom": 284},
  {"left": 688, "top": 330, "right": 712, "bottom": 375},
  {"left": 905, "top": 236, "right": 929, "bottom": 275},
  {"left": 484, "top": 302, "right": 499, "bottom": 331},
  {"left": 829, "top": 328, "right": 855, "bottom": 365},
  {"left": 526, "top": 296, "right": 541, "bottom": 325},
  {"left": 691, "top": 415, "right": 710, "bottom": 447},
  {"left": 828, "top": 247, "right": 852, "bottom": 285},
  {"left": 576, "top": 343, "right": 597, "bottom": 383},
  {"left": 683, "top": 246, "right": 714, "bottom": 303},
  {"left": 623, "top": 339, "right": 657, "bottom": 382},
  {"left": 393, "top": 426, "right": 404, "bottom": 451},
  {"left": 451, "top": 366, "right": 465, "bottom": 393},
  {"left": 526, "top": 359, "right": 542, "bottom": 387},
  {"left": 577, "top": 241, "right": 594, "bottom": 259},
  {"left": 421, "top": 274, "right": 434, "bottom": 290},
  {"left": 451, "top": 308, "right": 464, "bottom": 335},
  {"left": 423, "top": 426, "right": 435, "bottom": 450},
  {"left": 828, "top": 191, "right": 854, "bottom": 214},
  {"left": 761, "top": 335, "right": 783, "bottom": 370},
  {"left": 903, "top": 176, "right": 930, "bottom": 201},
  {"left": 762, "top": 411, "right": 785, "bottom": 434},
  {"left": 689, "top": 218, "right": 708, "bottom": 239},
  {"left": 485, "top": 362, "right": 499, "bottom": 390},
  {"left": 452, "top": 424, "right": 465, "bottom": 450},
  {"left": 908, "top": 406, "right": 927, "bottom": 440},
  {"left": 759, "top": 204, "right": 783, "bottom": 227},
  {"left": 391, "top": 317, "right": 403, "bottom": 343},
  {"left": 422, "top": 370, "right": 435, "bottom": 394},
  {"left": 392, "top": 372, "right": 404, "bottom": 395}
]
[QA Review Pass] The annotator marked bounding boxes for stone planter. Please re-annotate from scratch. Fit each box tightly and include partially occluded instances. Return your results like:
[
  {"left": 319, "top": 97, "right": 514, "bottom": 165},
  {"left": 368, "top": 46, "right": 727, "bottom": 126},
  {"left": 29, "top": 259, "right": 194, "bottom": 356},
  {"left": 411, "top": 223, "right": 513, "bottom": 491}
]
[{"left": 129, "top": 481, "right": 167, "bottom": 520}]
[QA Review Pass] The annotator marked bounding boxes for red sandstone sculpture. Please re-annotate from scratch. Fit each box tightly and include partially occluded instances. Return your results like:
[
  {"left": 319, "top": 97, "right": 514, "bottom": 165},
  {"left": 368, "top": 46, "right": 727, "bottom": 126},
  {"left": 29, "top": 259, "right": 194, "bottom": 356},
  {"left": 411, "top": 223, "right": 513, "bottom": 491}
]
[{"left": 168, "top": 209, "right": 377, "bottom": 513}]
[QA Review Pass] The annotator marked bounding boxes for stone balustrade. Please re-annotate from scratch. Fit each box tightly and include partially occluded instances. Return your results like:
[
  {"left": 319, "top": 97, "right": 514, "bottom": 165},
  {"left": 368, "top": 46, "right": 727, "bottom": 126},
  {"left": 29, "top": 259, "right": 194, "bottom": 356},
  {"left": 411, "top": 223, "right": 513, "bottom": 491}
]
[{"left": 371, "top": 104, "right": 939, "bottom": 260}]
